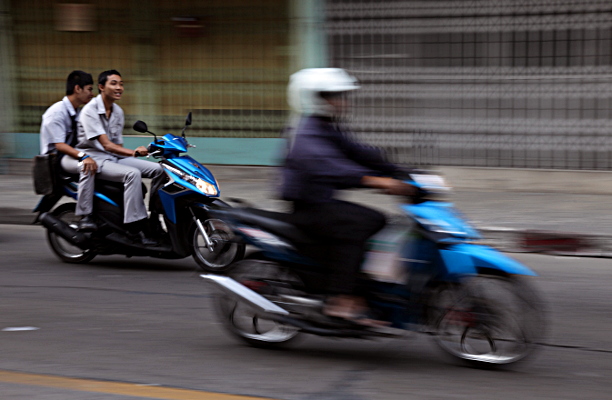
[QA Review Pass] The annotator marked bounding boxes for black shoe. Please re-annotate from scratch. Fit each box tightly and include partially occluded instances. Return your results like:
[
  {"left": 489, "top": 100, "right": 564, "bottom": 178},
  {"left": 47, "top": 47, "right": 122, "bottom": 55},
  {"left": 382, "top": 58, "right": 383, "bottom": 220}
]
[
  {"left": 133, "top": 231, "right": 159, "bottom": 247},
  {"left": 77, "top": 215, "right": 97, "bottom": 232}
]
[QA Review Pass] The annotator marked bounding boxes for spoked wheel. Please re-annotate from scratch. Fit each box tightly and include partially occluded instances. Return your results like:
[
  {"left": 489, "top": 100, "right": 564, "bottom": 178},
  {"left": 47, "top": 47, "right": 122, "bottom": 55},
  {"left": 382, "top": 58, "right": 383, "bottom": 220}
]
[
  {"left": 428, "top": 275, "right": 545, "bottom": 367},
  {"left": 46, "top": 203, "right": 97, "bottom": 264},
  {"left": 191, "top": 218, "right": 245, "bottom": 272},
  {"left": 214, "top": 258, "right": 302, "bottom": 348}
]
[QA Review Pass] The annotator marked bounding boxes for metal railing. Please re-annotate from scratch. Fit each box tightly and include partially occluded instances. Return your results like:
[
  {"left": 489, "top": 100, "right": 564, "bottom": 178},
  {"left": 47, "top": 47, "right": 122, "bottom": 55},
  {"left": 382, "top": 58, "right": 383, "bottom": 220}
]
[{"left": 326, "top": 0, "right": 612, "bottom": 170}]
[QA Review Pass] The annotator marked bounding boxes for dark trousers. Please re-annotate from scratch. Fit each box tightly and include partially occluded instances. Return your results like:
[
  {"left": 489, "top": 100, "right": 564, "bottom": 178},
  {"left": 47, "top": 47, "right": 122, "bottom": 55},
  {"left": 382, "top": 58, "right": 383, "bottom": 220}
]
[{"left": 291, "top": 200, "right": 386, "bottom": 295}]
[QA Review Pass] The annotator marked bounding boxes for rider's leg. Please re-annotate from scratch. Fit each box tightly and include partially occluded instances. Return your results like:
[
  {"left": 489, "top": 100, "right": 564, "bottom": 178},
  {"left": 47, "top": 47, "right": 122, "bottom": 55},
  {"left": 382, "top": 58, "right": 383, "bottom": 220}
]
[
  {"left": 60, "top": 156, "right": 97, "bottom": 231},
  {"left": 292, "top": 200, "right": 387, "bottom": 323},
  {"left": 293, "top": 200, "right": 386, "bottom": 293},
  {"left": 115, "top": 158, "right": 165, "bottom": 212},
  {"left": 97, "top": 160, "right": 160, "bottom": 245},
  {"left": 96, "top": 162, "right": 148, "bottom": 225}
]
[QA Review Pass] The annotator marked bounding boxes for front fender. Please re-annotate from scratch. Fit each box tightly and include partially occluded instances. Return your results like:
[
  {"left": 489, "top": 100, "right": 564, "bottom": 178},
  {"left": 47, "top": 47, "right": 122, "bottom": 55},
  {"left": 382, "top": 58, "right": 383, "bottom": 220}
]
[
  {"left": 439, "top": 243, "right": 537, "bottom": 278},
  {"left": 191, "top": 198, "right": 232, "bottom": 212}
]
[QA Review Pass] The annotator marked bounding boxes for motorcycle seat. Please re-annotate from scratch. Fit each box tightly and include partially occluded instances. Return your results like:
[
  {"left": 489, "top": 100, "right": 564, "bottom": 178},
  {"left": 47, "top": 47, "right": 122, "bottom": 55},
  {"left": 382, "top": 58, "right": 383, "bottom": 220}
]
[
  {"left": 231, "top": 208, "right": 317, "bottom": 245},
  {"left": 58, "top": 170, "right": 148, "bottom": 197}
]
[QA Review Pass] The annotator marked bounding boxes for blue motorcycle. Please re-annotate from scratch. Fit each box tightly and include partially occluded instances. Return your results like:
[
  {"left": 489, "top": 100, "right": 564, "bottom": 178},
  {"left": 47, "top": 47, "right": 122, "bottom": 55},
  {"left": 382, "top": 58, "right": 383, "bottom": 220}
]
[
  {"left": 200, "top": 170, "right": 546, "bottom": 367},
  {"left": 36, "top": 113, "right": 244, "bottom": 271}
]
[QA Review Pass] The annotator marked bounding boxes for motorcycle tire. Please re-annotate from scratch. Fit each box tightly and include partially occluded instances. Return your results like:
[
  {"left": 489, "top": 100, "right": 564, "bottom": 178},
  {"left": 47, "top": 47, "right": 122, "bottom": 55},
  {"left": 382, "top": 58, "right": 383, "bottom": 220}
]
[
  {"left": 190, "top": 218, "right": 245, "bottom": 272},
  {"left": 213, "top": 258, "right": 301, "bottom": 348},
  {"left": 46, "top": 203, "right": 97, "bottom": 264},
  {"left": 428, "top": 274, "right": 546, "bottom": 368}
]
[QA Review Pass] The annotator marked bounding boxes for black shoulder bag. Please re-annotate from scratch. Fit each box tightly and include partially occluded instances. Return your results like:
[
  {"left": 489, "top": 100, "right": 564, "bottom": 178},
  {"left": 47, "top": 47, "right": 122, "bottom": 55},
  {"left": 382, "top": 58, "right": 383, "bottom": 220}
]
[{"left": 32, "top": 153, "right": 60, "bottom": 195}]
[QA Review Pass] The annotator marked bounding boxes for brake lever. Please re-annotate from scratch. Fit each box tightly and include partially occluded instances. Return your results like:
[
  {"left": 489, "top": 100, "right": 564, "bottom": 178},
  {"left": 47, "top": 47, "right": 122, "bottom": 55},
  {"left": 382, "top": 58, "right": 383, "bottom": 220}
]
[{"left": 146, "top": 150, "right": 162, "bottom": 159}]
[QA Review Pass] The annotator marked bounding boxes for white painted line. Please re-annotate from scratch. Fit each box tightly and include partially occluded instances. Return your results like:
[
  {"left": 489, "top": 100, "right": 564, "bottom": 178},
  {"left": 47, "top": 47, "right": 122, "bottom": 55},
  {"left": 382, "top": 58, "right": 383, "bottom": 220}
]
[{"left": 2, "top": 327, "right": 40, "bottom": 332}]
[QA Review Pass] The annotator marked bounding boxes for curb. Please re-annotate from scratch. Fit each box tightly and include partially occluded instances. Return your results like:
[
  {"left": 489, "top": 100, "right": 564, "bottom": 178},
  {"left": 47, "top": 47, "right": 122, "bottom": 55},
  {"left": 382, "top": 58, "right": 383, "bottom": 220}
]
[
  {"left": 3, "top": 208, "right": 611, "bottom": 258},
  {"left": 480, "top": 228, "right": 612, "bottom": 258}
]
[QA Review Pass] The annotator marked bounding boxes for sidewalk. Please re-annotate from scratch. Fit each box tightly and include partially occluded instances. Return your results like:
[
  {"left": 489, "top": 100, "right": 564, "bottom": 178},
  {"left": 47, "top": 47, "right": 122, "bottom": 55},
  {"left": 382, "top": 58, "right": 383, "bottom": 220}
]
[{"left": 2, "top": 163, "right": 611, "bottom": 257}]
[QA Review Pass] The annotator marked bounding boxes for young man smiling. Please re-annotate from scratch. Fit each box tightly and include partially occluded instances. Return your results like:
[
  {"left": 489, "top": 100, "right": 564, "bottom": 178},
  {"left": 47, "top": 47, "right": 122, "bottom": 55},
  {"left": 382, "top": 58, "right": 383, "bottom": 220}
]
[{"left": 76, "top": 70, "right": 164, "bottom": 245}]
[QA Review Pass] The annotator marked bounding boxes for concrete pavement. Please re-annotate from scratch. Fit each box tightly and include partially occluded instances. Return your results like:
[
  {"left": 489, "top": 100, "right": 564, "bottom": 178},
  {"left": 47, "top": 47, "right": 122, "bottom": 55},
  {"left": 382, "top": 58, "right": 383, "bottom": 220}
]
[{"left": 1, "top": 160, "right": 612, "bottom": 257}]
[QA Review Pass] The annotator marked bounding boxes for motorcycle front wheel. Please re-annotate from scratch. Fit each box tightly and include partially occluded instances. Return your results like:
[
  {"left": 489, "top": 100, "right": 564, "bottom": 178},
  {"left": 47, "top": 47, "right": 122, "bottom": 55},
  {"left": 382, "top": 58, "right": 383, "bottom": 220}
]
[
  {"left": 191, "top": 218, "right": 245, "bottom": 272},
  {"left": 428, "top": 274, "right": 545, "bottom": 367},
  {"left": 213, "top": 258, "right": 301, "bottom": 348},
  {"left": 46, "top": 203, "right": 97, "bottom": 264}
]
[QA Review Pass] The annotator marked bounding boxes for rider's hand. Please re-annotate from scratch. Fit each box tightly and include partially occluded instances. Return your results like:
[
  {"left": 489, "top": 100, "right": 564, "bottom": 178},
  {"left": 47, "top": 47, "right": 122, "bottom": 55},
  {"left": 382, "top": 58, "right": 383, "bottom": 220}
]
[
  {"left": 134, "top": 145, "right": 149, "bottom": 157},
  {"left": 81, "top": 157, "right": 98, "bottom": 175},
  {"left": 362, "top": 176, "right": 416, "bottom": 196},
  {"left": 386, "top": 179, "right": 416, "bottom": 196}
]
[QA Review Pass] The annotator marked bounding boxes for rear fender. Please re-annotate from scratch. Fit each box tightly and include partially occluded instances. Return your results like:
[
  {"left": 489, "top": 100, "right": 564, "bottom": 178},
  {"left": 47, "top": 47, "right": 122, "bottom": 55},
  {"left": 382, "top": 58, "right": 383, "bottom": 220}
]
[
  {"left": 33, "top": 193, "right": 63, "bottom": 214},
  {"left": 439, "top": 243, "right": 537, "bottom": 279}
]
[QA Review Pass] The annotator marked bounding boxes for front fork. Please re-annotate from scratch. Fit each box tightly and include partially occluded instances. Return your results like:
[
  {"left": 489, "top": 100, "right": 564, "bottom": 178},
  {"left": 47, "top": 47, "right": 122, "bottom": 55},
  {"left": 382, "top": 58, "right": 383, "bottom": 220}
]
[{"left": 189, "top": 208, "right": 215, "bottom": 252}]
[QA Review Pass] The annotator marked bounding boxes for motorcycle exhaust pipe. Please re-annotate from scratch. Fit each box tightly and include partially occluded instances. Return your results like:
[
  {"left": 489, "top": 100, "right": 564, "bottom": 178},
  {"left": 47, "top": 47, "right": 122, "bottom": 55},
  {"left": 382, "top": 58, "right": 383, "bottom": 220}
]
[
  {"left": 200, "top": 274, "right": 289, "bottom": 316},
  {"left": 39, "top": 212, "right": 91, "bottom": 250}
]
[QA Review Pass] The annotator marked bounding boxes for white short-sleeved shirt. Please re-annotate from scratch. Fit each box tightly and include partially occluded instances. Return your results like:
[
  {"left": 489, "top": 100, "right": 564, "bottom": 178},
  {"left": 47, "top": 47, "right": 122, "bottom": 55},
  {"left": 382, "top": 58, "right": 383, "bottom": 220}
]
[
  {"left": 76, "top": 94, "right": 125, "bottom": 168},
  {"left": 40, "top": 97, "right": 77, "bottom": 155}
]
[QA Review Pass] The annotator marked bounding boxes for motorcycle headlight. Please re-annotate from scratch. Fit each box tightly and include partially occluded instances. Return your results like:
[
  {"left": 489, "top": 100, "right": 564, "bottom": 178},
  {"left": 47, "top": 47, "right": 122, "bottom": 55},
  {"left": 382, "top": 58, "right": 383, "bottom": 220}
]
[
  {"left": 411, "top": 174, "right": 451, "bottom": 192},
  {"left": 196, "top": 179, "right": 218, "bottom": 196}
]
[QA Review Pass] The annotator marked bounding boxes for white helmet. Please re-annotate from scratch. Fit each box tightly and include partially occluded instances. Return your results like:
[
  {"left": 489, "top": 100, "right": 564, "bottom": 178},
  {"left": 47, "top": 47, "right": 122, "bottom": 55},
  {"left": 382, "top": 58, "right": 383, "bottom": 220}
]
[{"left": 287, "top": 68, "right": 360, "bottom": 116}]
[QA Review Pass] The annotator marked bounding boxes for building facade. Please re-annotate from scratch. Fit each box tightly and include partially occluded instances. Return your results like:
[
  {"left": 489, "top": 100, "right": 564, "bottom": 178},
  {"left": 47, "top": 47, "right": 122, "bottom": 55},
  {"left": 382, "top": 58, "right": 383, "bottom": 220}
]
[
  {"left": 326, "top": 0, "right": 612, "bottom": 170},
  {"left": 2, "top": 0, "right": 612, "bottom": 170}
]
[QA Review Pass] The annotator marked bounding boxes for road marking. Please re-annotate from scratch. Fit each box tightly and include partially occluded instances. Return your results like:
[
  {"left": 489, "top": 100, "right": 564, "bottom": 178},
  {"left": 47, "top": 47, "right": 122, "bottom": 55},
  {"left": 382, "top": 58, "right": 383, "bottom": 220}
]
[
  {"left": 0, "top": 370, "right": 278, "bottom": 400},
  {"left": 2, "top": 327, "right": 40, "bottom": 331}
]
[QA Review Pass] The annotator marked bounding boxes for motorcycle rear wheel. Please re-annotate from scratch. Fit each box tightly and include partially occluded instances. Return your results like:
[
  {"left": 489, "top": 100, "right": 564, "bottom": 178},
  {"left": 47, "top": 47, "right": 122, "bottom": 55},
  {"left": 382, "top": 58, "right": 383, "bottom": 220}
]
[
  {"left": 191, "top": 218, "right": 245, "bottom": 272},
  {"left": 429, "top": 274, "right": 545, "bottom": 367},
  {"left": 46, "top": 203, "right": 97, "bottom": 264},
  {"left": 213, "top": 259, "right": 301, "bottom": 348}
]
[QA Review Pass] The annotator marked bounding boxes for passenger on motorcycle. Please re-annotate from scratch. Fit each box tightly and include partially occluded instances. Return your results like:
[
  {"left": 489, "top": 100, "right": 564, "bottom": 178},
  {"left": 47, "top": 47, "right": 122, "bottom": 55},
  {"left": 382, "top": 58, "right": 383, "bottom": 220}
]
[
  {"left": 39, "top": 70, "right": 97, "bottom": 231},
  {"left": 280, "top": 68, "right": 414, "bottom": 324},
  {"left": 75, "top": 70, "right": 165, "bottom": 246}
]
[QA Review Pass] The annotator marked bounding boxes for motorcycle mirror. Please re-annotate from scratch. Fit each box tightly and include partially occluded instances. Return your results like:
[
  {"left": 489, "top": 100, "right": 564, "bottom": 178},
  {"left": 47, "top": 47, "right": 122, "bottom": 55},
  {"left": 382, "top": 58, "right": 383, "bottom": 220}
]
[
  {"left": 133, "top": 120, "right": 148, "bottom": 133},
  {"left": 181, "top": 112, "right": 192, "bottom": 138},
  {"left": 133, "top": 120, "right": 159, "bottom": 143}
]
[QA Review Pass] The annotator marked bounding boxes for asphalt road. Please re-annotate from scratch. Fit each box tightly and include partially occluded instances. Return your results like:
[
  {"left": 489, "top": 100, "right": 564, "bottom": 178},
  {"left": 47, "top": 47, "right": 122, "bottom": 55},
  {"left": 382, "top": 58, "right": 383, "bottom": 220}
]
[{"left": 1, "top": 224, "right": 612, "bottom": 400}]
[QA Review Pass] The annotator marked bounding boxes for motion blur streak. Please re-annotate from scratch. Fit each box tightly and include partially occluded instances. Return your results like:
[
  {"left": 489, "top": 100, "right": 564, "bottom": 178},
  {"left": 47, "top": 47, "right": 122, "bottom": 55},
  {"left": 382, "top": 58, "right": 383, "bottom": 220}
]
[{"left": 0, "top": 370, "right": 278, "bottom": 400}]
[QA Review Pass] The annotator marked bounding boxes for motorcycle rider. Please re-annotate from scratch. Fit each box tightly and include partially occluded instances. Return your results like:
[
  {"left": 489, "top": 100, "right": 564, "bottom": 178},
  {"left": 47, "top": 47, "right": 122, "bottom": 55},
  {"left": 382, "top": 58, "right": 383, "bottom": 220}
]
[
  {"left": 76, "top": 70, "right": 165, "bottom": 246},
  {"left": 280, "top": 68, "right": 414, "bottom": 324},
  {"left": 40, "top": 70, "right": 97, "bottom": 231}
]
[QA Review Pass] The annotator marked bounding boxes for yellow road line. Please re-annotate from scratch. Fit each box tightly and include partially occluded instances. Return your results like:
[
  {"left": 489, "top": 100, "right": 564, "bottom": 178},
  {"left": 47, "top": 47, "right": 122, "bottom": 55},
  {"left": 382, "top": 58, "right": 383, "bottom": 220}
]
[{"left": 0, "top": 370, "right": 278, "bottom": 400}]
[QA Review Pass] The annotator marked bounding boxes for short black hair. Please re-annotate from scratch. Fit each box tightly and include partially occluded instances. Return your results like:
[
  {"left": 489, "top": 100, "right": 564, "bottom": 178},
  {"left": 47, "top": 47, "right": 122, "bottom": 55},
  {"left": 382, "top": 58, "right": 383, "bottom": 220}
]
[
  {"left": 66, "top": 70, "right": 93, "bottom": 96},
  {"left": 98, "top": 70, "right": 122, "bottom": 92}
]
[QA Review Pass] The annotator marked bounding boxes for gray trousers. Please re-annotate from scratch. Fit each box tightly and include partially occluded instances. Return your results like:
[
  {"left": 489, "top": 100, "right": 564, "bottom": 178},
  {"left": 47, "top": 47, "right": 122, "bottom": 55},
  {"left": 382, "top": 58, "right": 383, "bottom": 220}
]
[
  {"left": 60, "top": 156, "right": 95, "bottom": 217},
  {"left": 97, "top": 158, "right": 165, "bottom": 224}
]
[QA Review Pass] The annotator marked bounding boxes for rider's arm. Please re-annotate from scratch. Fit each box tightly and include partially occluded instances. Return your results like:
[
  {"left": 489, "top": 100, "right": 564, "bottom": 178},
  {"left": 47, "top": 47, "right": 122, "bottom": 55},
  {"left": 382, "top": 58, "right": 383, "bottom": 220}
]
[
  {"left": 361, "top": 176, "right": 414, "bottom": 196},
  {"left": 80, "top": 104, "right": 147, "bottom": 157},
  {"left": 340, "top": 133, "right": 398, "bottom": 176},
  {"left": 54, "top": 142, "right": 97, "bottom": 174},
  {"left": 42, "top": 109, "right": 97, "bottom": 174},
  {"left": 96, "top": 134, "right": 148, "bottom": 157},
  {"left": 54, "top": 142, "right": 81, "bottom": 159}
]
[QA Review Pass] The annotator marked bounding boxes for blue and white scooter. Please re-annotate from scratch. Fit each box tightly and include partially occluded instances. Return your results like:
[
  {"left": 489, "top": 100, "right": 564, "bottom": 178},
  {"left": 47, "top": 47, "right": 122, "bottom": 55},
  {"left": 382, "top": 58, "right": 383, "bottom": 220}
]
[
  {"left": 201, "top": 170, "right": 546, "bottom": 367},
  {"left": 36, "top": 112, "right": 244, "bottom": 271}
]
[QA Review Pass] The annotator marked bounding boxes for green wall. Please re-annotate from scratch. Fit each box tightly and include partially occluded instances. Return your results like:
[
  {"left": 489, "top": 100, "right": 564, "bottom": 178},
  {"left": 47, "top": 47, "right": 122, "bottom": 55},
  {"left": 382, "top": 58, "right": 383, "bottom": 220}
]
[{"left": 1, "top": 133, "right": 285, "bottom": 166}]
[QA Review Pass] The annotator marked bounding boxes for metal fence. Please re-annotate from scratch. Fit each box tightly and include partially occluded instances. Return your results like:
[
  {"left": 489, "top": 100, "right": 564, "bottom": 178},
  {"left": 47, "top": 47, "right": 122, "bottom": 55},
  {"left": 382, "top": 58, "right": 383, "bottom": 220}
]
[
  {"left": 326, "top": 0, "right": 612, "bottom": 170},
  {"left": 8, "top": 0, "right": 290, "bottom": 138},
  {"left": 6, "top": 0, "right": 612, "bottom": 170}
]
